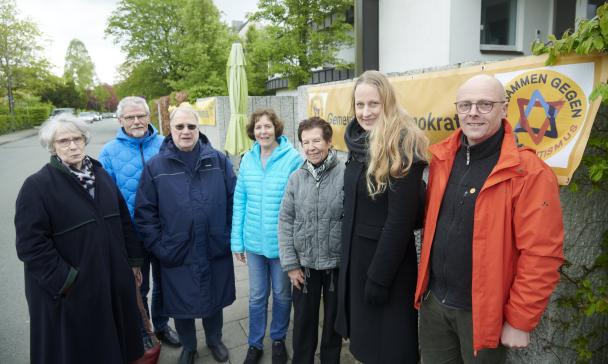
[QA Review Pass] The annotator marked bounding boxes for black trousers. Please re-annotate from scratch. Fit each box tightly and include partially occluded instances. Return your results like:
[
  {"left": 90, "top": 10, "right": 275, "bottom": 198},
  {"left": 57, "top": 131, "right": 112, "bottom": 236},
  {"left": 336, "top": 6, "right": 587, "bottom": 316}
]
[{"left": 292, "top": 267, "right": 342, "bottom": 364}]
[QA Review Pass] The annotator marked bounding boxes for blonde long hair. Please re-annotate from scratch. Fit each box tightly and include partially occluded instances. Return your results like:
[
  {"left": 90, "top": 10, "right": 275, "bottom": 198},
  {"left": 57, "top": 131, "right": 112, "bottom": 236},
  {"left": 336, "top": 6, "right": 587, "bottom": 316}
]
[{"left": 352, "top": 71, "right": 429, "bottom": 196}]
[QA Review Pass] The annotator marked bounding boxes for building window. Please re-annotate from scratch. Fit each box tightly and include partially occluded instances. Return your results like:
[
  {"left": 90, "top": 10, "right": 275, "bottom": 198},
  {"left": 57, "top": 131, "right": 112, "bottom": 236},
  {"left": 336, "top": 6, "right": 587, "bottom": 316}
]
[{"left": 480, "top": 0, "right": 519, "bottom": 51}]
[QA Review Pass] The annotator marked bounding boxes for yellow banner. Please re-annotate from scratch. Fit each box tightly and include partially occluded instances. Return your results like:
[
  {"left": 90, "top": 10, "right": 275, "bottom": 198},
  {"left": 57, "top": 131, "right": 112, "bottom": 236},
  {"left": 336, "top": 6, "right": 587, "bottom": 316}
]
[
  {"left": 307, "top": 54, "right": 608, "bottom": 185},
  {"left": 194, "top": 97, "right": 216, "bottom": 126}
]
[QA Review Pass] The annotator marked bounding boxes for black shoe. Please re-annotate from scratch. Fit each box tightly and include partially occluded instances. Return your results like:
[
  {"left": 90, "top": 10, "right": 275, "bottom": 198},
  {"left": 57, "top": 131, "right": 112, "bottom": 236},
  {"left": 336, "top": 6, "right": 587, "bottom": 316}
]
[
  {"left": 155, "top": 325, "right": 182, "bottom": 347},
  {"left": 272, "top": 340, "right": 288, "bottom": 364},
  {"left": 243, "top": 346, "right": 263, "bottom": 364},
  {"left": 177, "top": 349, "right": 197, "bottom": 364},
  {"left": 208, "top": 341, "right": 229, "bottom": 362}
]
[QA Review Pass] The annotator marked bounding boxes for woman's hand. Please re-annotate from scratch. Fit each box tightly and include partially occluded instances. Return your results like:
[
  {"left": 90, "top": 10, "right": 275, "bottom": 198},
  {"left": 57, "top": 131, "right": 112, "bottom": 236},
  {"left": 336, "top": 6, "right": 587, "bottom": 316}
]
[
  {"left": 234, "top": 252, "right": 247, "bottom": 264},
  {"left": 288, "top": 268, "right": 305, "bottom": 290},
  {"left": 132, "top": 267, "right": 143, "bottom": 288}
]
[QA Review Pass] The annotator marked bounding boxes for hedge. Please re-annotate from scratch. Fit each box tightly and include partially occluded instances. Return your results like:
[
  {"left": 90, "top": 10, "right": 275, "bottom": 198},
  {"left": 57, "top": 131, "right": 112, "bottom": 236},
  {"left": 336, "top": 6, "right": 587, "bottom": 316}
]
[{"left": 0, "top": 105, "right": 52, "bottom": 135}]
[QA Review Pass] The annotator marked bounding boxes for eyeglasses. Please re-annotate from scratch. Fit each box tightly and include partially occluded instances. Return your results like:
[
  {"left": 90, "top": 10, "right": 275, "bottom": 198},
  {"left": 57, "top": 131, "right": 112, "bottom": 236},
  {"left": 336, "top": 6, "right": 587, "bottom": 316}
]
[
  {"left": 172, "top": 124, "right": 198, "bottom": 131},
  {"left": 454, "top": 100, "right": 506, "bottom": 114},
  {"left": 122, "top": 114, "right": 149, "bottom": 122},
  {"left": 55, "top": 136, "right": 85, "bottom": 148}
]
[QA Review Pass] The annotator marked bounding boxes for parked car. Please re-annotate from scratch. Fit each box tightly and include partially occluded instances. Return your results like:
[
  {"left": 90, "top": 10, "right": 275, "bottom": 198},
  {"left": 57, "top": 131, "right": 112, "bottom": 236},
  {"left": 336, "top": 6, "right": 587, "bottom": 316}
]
[
  {"left": 101, "top": 112, "right": 115, "bottom": 119},
  {"left": 93, "top": 112, "right": 102, "bottom": 121},
  {"left": 50, "top": 108, "right": 75, "bottom": 117},
  {"left": 78, "top": 111, "right": 97, "bottom": 123}
]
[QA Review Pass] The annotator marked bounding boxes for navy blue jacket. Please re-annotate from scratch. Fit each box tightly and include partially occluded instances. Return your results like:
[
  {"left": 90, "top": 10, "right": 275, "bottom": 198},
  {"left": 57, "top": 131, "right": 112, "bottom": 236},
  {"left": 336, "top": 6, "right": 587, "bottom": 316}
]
[{"left": 134, "top": 134, "right": 236, "bottom": 318}]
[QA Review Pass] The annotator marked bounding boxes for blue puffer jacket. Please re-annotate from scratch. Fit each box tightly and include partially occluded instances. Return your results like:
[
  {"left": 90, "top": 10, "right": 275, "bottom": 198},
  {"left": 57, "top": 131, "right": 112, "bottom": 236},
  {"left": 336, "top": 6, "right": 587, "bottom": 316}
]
[
  {"left": 231, "top": 135, "right": 303, "bottom": 258},
  {"left": 99, "top": 125, "right": 164, "bottom": 217},
  {"left": 134, "top": 134, "right": 236, "bottom": 318}
]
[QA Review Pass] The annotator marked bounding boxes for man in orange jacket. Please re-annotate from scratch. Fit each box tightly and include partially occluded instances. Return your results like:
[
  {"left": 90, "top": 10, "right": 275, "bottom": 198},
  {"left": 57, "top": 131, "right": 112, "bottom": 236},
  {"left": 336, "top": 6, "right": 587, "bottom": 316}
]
[{"left": 415, "top": 74, "right": 564, "bottom": 363}]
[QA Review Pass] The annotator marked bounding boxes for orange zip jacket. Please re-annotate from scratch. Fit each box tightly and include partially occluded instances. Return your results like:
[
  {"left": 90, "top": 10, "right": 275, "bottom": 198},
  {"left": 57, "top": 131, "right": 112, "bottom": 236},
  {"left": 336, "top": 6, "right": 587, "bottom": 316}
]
[{"left": 414, "top": 120, "right": 564, "bottom": 351}]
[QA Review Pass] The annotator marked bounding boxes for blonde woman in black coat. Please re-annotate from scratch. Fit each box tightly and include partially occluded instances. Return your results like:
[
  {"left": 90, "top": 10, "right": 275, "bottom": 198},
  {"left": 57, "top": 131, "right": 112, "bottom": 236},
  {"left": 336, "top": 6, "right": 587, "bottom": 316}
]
[{"left": 335, "top": 70, "right": 429, "bottom": 363}]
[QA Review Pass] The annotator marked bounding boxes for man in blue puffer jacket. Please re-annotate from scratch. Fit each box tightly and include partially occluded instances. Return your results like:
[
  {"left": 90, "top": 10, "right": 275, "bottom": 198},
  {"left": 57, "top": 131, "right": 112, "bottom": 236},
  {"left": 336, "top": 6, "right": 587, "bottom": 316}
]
[{"left": 99, "top": 96, "right": 181, "bottom": 347}]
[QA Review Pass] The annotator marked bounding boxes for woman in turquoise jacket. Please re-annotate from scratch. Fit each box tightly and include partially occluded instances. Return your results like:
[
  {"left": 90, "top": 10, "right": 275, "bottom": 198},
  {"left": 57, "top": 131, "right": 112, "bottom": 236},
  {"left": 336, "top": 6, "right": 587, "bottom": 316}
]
[{"left": 231, "top": 108, "right": 302, "bottom": 364}]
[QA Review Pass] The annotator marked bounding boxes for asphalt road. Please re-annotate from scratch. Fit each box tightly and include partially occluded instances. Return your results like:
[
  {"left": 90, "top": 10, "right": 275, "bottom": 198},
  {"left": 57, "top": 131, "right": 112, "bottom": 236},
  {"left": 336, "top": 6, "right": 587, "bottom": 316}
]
[{"left": 0, "top": 118, "right": 120, "bottom": 363}]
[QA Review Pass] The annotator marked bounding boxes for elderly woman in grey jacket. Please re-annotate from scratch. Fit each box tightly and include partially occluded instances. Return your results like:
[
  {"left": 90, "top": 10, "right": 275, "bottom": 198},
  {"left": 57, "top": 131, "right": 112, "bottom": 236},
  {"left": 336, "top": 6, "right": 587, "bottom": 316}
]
[{"left": 279, "top": 117, "right": 344, "bottom": 364}]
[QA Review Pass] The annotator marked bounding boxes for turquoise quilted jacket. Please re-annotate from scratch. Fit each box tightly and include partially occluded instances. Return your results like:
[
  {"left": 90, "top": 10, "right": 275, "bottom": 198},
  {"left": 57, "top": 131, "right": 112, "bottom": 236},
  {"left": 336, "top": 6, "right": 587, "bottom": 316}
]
[{"left": 231, "top": 135, "right": 303, "bottom": 258}]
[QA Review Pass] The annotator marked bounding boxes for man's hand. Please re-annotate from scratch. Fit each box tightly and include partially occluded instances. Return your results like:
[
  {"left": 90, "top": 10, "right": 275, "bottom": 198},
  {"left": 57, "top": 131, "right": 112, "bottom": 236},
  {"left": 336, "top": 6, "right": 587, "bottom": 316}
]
[
  {"left": 132, "top": 267, "right": 142, "bottom": 288},
  {"left": 500, "top": 321, "right": 530, "bottom": 348},
  {"left": 234, "top": 252, "right": 247, "bottom": 264},
  {"left": 288, "top": 268, "right": 305, "bottom": 290}
]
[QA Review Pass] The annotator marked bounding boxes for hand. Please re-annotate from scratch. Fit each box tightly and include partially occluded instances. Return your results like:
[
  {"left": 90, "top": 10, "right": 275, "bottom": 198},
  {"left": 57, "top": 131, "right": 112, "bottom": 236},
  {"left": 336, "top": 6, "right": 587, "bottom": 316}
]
[
  {"left": 500, "top": 321, "right": 530, "bottom": 348},
  {"left": 233, "top": 252, "right": 247, "bottom": 264},
  {"left": 288, "top": 268, "right": 305, "bottom": 290},
  {"left": 364, "top": 279, "right": 390, "bottom": 305},
  {"left": 132, "top": 267, "right": 142, "bottom": 288}
]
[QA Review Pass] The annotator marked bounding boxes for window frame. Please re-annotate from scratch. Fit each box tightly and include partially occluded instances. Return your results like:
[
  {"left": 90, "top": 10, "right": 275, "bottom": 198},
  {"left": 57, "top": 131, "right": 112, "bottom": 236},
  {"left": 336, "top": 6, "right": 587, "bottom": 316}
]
[{"left": 479, "top": 0, "right": 524, "bottom": 53}]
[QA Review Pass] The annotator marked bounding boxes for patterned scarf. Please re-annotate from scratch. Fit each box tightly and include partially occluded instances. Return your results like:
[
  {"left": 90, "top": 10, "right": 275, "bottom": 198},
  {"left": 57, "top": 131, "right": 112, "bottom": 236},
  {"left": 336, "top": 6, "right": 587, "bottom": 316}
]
[
  {"left": 56, "top": 155, "right": 96, "bottom": 198},
  {"left": 304, "top": 148, "right": 336, "bottom": 183}
]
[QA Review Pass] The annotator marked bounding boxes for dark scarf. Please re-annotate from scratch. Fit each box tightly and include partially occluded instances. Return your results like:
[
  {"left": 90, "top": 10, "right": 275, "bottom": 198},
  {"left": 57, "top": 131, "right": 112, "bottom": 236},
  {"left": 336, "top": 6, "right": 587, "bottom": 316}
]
[
  {"left": 56, "top": 155, "right": 96, "bottom": 198},
  {"left": 344, "top": 118, "right": 369, "bottom": 162}
]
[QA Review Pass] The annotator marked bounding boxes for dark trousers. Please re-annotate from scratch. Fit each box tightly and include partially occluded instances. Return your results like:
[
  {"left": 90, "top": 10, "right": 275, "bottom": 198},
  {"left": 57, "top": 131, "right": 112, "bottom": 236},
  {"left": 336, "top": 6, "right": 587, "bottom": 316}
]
[
  {"left": 292, "top": 268, "right": 341, "bottom": 364},
  {"left": 140, "top": 252, "right": 169, "bottom": 334},
  {"left": 419, "top": 291, "right": 506, "bottom": 364},
  {"left": 174, "top": 310, "right": 224, "bottom": 352}
]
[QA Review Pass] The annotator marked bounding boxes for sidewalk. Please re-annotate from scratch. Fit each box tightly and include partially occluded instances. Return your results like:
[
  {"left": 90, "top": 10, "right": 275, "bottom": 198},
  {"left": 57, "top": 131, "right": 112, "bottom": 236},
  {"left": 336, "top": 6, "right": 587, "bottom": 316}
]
[
  {"left": 156, "top": 257, "right": 358, "bottom": 363},
  {"left": 0, "top": 128, "right": 38, "bottom": 146}
]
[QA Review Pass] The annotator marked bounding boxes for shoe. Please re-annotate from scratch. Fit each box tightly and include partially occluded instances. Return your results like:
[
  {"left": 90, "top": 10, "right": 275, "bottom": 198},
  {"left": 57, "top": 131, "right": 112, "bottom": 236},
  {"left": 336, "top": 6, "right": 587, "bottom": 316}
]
[
  {"left": 243, "top": 346, "right": 263, "bottom": 364},
  {"left": 155, "top": 325, "right": 182, "bottom": 347},
  {"left": 272, "top": 340, "right": 288, "bottom": 364},
  {"left": 177, "top": 349, "right": 198, "bottom": 364},
  {"left": 208, "top": 341, "right": 229, "bottom": 362}
]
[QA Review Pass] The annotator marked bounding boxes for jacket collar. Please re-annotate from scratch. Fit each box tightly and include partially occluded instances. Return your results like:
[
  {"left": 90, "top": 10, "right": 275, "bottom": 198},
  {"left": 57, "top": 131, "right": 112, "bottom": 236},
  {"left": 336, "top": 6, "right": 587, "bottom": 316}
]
[
  {"left": 429, "top": 120, "right": 529, "bottom": 189},
  {"left": 159, "top": 132, "right": 215, "bottom": 160},
  {"left": 250, "top": 135, "right": 294, "bottom": 168}
]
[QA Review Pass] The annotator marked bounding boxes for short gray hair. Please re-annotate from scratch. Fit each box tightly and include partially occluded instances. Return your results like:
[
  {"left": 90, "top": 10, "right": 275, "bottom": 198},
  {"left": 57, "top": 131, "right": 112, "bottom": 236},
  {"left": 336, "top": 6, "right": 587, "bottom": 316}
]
[
  {"left": 170, "top": 105, "right": 200, "bottom": 125},
  {"left": 39, "top": 114, "right": 91, "bottom": 154},
  {"left": 116, "top": 96, "right": 150, "bottom": 118}
]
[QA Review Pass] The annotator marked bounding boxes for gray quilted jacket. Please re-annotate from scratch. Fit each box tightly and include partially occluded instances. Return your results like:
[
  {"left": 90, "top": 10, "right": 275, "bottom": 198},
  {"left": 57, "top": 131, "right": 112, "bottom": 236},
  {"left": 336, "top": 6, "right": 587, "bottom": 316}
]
[{"left": 279, "top": 150, "right": 345, "bottom": 272}]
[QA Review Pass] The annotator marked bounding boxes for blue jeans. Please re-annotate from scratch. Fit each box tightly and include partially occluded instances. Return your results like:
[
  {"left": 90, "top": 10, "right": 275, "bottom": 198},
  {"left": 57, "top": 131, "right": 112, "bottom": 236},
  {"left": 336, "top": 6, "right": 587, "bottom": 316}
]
[
  {"left": 247, "top": 252, "right": 291, "bottom": 349},
  {"left": 140, "top": 252, "right": 169, "bottom": 334},
  {"left": 174, "top": 310, "right": 223, "bottom": 351}
]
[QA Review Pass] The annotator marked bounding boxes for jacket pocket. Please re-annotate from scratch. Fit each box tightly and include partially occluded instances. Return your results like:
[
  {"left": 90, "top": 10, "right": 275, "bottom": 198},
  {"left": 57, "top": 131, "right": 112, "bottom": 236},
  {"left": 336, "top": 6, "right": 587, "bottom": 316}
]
[
  {"left": 354, "top": 223, "right": 383, "bottom": 241},
  {"left": 328, "top": 218, "right": 342, "bottom": 256},
  {"left": 158, "top": 232, "right": 191, "bottom": 267},
  {"left": 207, "top": 230, "right": 231, "bottom": 260},
  {"left": 293, "top": 220, "right": 308, "bottom": 255}
]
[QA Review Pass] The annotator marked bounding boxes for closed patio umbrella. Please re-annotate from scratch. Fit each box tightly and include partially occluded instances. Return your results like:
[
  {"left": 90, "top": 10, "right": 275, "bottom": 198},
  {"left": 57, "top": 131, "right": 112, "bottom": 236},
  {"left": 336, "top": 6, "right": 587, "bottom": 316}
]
[{"left": 224, "top": 42, "right": 252, "bottom": 155}]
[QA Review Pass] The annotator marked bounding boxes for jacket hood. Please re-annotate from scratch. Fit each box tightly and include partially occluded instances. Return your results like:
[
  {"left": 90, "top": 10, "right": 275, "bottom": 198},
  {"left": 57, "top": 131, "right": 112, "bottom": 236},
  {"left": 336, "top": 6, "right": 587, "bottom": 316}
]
[{"left": 115, "top": 124, "right": 160, "bottom": 146}]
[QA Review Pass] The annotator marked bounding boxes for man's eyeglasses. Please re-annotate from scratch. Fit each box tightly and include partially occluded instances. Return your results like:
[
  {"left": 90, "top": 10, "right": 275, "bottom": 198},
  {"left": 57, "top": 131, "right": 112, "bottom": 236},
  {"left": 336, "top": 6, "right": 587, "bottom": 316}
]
[
  {"left": 55, "top": 136, "right": 85, "bottom": 148},
  {"left": 454, "top": 100, "right": 506, "bottom": 114},
  {"left": 122, "top": 114, "right": 149, "bottom": 122},
  {"left": 172, "top": 124, "right": 198, "bottom": 131}
]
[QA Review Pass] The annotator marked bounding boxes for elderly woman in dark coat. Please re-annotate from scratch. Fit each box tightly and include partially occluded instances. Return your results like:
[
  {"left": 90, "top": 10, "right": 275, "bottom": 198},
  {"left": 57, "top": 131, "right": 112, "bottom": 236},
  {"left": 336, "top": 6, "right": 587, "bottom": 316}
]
[
  {"left": 14, "top": 114, "right": 144, "bottom": 364},
  {"left": 135, "top": 105, "right": 237, "bottom": 364},
  {"left": 335, "top": 70, "right": 429, "bottom": 363}
]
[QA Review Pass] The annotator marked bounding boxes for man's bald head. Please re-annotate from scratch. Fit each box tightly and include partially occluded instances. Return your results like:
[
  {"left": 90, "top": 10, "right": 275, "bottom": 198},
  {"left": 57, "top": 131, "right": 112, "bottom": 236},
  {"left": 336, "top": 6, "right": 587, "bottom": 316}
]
[{"left": 455, "top": 74, "right": 507, "bottom": 146}]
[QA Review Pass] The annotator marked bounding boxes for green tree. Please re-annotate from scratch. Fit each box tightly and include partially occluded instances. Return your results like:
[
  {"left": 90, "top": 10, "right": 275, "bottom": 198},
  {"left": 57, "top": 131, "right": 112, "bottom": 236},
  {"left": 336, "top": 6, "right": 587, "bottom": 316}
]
[
  {"left": 243, "top": 24, "right": 272, "bottom": 95},
  {"left": 250, "top": 0, "right": 353, "bottom": 88},
  {"left": 63, "top": 39, "right": 97, "bottom": 91},
  {"left": 114, "top": 61, "right": 171, "bottom": 101},
  {"left": 106, "top": 0, "right": 183, "bottom": 85},
  {"left": 39, "top": 76, "right": 86, "bottom": 109},
  {"left": 0, "top": 0, "right": 46, "bottom": 115},
  {"left": 170, "top": 0, "right": 234, "bottom": 95}
]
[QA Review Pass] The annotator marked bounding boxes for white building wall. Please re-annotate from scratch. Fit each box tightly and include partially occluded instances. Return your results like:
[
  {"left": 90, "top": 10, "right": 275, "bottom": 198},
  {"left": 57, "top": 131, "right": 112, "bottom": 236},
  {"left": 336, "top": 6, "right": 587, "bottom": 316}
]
[
  {"left": 379, "top": 0, "right": 452, "bottom": 73},
  {"left": 449, "top": 0, "right": 552, "bottom": 65}
]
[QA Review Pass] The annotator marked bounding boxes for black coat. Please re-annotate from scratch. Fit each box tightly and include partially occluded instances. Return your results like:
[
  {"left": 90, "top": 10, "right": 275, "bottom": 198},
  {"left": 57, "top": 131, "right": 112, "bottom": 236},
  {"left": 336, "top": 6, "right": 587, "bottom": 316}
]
[
  {"left": 14, "top": 157, "right": 144, "bottom": 364},
  {"left": 335, "top": 156, "right": 425, "bottom": 364}
]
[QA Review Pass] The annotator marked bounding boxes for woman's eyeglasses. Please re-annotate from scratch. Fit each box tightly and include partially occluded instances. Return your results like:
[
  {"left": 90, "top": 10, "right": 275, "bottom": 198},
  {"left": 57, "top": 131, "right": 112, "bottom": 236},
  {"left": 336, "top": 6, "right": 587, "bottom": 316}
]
[
  {"left": 54, "top": 136, "right": 85, "bottom": 148},
  {"left": 172, "top": 124, "right": 198, "bottom": 131}
]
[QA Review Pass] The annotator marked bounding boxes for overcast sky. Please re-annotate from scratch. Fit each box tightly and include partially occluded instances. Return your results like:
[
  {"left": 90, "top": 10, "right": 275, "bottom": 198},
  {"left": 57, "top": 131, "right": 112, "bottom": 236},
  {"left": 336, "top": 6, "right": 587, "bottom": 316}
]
[{"left": 17, "top": 0, "right": 258, "bottom": 85}]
